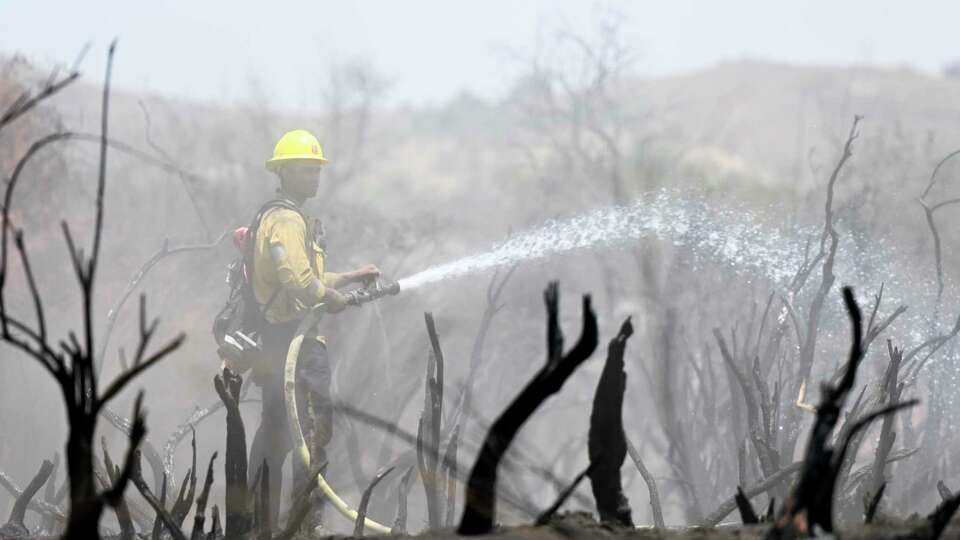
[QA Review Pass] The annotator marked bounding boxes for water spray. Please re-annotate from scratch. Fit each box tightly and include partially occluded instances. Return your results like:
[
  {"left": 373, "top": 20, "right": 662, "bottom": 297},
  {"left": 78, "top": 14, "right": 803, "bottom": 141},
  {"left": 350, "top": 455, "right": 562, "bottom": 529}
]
[
  {"left": 393, "top": 188, "right": 948, "bottom": 357},
  {"left": 396, "top": 189, "right": 812, "bottom": 292}
]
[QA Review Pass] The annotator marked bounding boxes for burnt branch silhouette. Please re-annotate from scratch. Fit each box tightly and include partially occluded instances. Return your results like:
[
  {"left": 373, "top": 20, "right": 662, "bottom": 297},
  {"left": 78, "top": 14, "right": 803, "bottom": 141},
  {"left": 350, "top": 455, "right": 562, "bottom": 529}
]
[
  {"left": 918, "top": 148, "right": 960, "bottom": 300},
  {"left": 0, "top": 45, "right": 87, "bottom": 133},
  {"left": 769, "top": 287, "right": 919, "bottom": 538},
  {"left": 458, "top": 282, "right": 598, "bottom": 535},
  {"left": 0, "top": 41, "right": 184, "bottom": 540},
  {"left": 587, "top": 317, "right": 633, "bottom": 527}
]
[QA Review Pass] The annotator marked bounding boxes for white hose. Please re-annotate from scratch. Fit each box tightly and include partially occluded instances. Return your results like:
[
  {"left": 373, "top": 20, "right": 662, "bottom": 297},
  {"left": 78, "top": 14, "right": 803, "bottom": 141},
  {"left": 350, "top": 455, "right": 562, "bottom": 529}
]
[{"left": 284, "top": 307, "right": 393, "bottom": 534}]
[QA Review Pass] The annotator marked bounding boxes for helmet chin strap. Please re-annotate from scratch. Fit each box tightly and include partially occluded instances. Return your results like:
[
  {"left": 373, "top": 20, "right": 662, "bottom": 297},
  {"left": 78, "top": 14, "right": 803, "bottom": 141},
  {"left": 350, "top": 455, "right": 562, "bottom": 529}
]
[{"left": 284, "top": 306, "right": 393, "bottom": 534}]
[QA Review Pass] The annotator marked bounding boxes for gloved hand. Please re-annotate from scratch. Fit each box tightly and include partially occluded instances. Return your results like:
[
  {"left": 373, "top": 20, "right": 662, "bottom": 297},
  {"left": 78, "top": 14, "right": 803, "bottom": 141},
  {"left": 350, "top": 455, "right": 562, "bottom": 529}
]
[{"left": 350, "top": 264, "right": 381, "bottom": 285}]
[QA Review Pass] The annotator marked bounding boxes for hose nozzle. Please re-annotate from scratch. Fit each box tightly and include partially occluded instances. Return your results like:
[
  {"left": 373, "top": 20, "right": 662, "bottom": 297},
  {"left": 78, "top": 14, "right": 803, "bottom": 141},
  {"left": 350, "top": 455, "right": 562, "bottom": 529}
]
[
  {"left": 378, "top": 279, "right": 400, "bottom": 296},
  {"left": 344, "top": 278, "right": 401, "bottom": 306}
]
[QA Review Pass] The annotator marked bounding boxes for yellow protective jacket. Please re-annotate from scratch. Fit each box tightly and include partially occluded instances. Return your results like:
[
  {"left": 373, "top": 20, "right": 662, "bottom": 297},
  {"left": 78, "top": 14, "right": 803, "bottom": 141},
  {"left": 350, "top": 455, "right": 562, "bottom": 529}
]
[{"left": 252, "top": 203, "right": 338, "bottom": 325}]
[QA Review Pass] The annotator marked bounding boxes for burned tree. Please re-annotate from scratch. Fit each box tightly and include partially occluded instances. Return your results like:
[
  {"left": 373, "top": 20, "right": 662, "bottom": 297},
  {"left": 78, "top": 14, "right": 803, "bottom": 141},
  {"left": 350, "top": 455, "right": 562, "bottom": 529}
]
[
  {"left": 0, "top": 42, "right": 184, "bottom": 539},
  {"left": 769, "top": 287, "right": 918, "bottom": 538},
  {"left": 213, "top": 368, "right": 252, "bottom": 537},
  {"left": 587, "top": 317, "right": 634, "bottom": 527}
]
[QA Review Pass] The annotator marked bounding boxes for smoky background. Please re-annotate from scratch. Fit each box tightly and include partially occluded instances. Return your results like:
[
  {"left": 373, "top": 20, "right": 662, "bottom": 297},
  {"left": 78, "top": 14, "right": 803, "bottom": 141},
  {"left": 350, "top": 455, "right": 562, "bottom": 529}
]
[{"left": 3, "top": 5, "right": 960, "bottom": 534}]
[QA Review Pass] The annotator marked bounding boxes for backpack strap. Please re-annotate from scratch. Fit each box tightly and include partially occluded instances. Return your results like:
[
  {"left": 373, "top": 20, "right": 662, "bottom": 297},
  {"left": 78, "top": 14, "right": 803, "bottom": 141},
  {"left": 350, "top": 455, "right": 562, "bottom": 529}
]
[
  {"left": 249, "top": 198, "right": 304, "bottom": 234},
  {"left": 245, "top": 198, "right": 315, "bottom": 311}
]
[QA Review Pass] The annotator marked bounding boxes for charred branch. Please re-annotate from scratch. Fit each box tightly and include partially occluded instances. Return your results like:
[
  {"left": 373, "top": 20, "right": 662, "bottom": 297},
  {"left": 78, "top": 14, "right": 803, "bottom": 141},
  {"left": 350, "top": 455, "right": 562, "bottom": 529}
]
[
  {"left": 900, "top": 314, "right": 960, "bottom": 385},
  {"left": 587, "top": 317, "right": 633, "bottom": 527},
  {"left": 170, "top": 429, "right": 198, "bottom": 530},
  {"left": 625, "top": 438, "right": 664, "bottom": 528},
  {"left": 824, "top": 401, "right": 919, "bottom": 524},
  {"left": 866, "top": 342, "right": 905, "bottom": 502},
  {"left": 131, "top": 452, "right": 187, "bottom": 540},
  {"left": 702, "top": 457, "right": 803, "bottom": 525},
  {"left": 765, "top": 498, "right": 777, "bottom": 523},
  {"left": 39, "top": 454, "right": 61, "bottom": 535},
  {"left": 272, "top": 465, "right": 322, "bottom": 540},
  {"left": 391, "top": 466, "right": 416, "bottom": 535},
  {"left": 102, "top": 407, "right": 170, "bottom": 495},
  {"left": 188, "top": 453, "right": 216, "bottom": 540},
  {"left": 864, "top": 482, "right": 885, "bottom": 524},
  {"left": 213, "top": 368, "right": 251, "bottom": 538},
  {"left": 444, "top": 426, "right": 461, "bottom": 528},
  {"left": 862, "top": 284, "right": 907, "bottom": 353},
  {"left": 150, "top": 473, "right": 167, "bottom": 540},
  {"left": 418, "top": 312, "right": 445, "bottom": 529},
  {"left": 0, "top": 469, "right": 66, "bottom": 525},
  {"left": 162, "top": 394, "right": 257, "bottom": 480},
  {"left": 0, "top": 51, "right": 84, "bottom": 132},
  {"left": 334, "top": 403, "right": 546, "bottom": 519},
  {"left": 102, "top": 444, "right": 135, "bottom": 540},
  {"left": 458, "top": 283, "right": 598, "bottom": 535},
  {"left": 937, "top": 481, "right": 953, "bottom": 502},
  {"left": 535, "top": 464, "right": 592, "bottom": 526},
  {"left": 354, "top": 467, "right": 395, "bottom": 537},
  {"left": 714, "top": 329, "right": 779, "bottom": 478},
  {"left": 207, "top": 506, "right": 221, "bottom": 540},
  {"left": 0, "top": 460, "right": 54, "bottom": 538},
  {"left": 796, "top": 116, "right": 862, "bottom": 391},
  {"left": 735, "top": 486, "right": 760, "bottom": 525},
  {"left": 918, "top": 148, "right": 960, "bottom": 300},
  {"left": 97, "top": 232, "right": 228, "bottom": 372},
  {"left": 903, "top": 492, "right": 960, "bottom": 540}
]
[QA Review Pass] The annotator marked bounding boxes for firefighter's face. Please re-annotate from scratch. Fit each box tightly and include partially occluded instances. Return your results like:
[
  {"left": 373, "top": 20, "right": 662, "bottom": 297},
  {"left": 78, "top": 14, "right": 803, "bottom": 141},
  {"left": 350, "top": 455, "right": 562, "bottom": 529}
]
[{"left": 281, "top": 162, "right": 323, "bottom": 198}]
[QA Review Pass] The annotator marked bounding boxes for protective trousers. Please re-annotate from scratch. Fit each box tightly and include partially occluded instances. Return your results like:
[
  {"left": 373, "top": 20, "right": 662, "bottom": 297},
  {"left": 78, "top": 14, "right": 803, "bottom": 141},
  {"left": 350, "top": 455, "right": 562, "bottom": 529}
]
[{"left": 249, "top": 320, "right": 333, "bottom": 527}]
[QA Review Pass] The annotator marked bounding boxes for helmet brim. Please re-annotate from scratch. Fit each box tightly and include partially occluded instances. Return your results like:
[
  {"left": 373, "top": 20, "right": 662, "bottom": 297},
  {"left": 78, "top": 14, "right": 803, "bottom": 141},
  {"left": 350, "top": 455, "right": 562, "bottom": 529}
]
[{"left": 265, "top": 154, "right": 329, "bottom": 172}]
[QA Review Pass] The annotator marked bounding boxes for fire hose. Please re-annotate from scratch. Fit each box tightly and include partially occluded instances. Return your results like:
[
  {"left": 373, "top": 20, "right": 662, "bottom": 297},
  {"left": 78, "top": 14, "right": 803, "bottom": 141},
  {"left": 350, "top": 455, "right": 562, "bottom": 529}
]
[{"left": 283, "top": 279, "right": 399, "bottom": 534}]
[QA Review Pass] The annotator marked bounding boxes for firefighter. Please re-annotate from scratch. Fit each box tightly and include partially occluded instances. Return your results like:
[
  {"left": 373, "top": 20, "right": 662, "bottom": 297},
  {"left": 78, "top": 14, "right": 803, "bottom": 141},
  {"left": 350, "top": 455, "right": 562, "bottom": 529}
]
[{"left": 248, "top": 129, "right": 380, "bottom": 528}]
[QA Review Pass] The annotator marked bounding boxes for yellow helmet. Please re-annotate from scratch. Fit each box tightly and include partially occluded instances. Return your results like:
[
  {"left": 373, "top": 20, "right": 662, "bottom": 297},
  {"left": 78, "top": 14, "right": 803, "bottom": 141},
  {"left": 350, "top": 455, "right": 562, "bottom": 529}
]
[{"left": 265, "top": 129, "right": 329, "bottom": 171}]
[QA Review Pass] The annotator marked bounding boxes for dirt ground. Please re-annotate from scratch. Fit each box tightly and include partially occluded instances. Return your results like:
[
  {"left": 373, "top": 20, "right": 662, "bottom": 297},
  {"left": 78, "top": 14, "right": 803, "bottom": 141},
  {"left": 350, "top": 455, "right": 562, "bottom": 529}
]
[{"left": 280, "top": 512, "right": 960, "bottom": 540}]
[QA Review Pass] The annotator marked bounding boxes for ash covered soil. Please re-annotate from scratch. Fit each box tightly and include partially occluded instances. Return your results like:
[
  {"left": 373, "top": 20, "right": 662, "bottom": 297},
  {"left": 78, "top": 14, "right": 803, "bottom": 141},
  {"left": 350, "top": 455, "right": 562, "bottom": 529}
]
[{"left": 281, "top": 513, "right": 960, "bottom": 540}]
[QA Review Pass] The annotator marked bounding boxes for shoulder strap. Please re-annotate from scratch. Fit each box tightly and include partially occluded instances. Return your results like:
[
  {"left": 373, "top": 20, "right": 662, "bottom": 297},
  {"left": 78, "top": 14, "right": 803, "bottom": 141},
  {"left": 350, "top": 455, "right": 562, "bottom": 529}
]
[
  {"left": 246, "top": 198, "right": 307, "bottom": 256},
  {"left": 244, "top": 198, "right": 314, "bottom": 309},
  {"left": 249, "top": 198, "right": 304, "bottom": 233}
]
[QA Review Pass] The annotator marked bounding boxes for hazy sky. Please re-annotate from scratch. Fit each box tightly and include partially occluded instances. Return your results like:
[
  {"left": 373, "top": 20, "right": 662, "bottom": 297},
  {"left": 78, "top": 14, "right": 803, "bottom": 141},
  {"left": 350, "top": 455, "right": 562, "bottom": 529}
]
[{"left": 2, "top": 0, "right": 958, "bottom": 108}]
